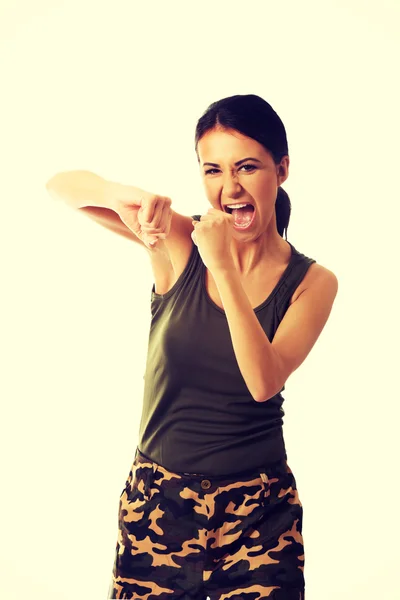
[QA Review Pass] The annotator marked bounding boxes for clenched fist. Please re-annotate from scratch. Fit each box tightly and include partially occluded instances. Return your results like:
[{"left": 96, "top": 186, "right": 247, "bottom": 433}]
[{"left": 114, "top": 189, "right": 172, "bottom": 249}]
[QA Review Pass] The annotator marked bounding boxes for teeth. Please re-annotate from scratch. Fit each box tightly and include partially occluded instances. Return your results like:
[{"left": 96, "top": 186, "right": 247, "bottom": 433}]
[{"left": 226, "top": 203, "right": 250, "bottom": 209}]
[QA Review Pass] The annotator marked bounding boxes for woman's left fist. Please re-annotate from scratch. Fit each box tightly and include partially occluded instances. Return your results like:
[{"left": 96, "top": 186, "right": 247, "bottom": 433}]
[{"left": 191, "top": 208, "right": 235, "bottom": 272}]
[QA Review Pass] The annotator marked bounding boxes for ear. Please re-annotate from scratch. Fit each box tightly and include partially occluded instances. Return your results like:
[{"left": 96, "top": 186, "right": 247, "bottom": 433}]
[{"left": 277, "top": 156, "right": 290, "bottom": 186}]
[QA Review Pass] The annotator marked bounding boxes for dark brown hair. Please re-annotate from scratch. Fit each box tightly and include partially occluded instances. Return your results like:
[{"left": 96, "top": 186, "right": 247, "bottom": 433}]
[{"left": 194, "top": 94, "right": 291, "bottom": 240}]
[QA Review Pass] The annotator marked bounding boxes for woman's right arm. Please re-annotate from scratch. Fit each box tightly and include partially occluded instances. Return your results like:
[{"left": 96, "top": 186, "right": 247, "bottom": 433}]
[
  {"left": 45, "top": 170, "right": 193, "bottom": 249},
  {"left": 45, "top": 170, "right": 195, "bottom": 292}
]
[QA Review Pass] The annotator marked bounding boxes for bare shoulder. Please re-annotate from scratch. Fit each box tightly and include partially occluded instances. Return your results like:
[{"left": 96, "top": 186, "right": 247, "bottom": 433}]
[
  {"left": 292, "top": 262, "right": 338, "bottom": 305},
  {"left": 311, "top": 263, "right": 338, "bottom": 287},
  {"left": 303, "top": 263, "right": 339, "bottom": 300}
]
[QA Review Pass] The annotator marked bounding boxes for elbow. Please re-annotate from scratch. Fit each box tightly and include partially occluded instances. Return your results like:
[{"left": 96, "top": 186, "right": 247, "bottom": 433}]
[
  {"left": 46, "top": 173, "right": 61, "bottom": 190},
  {"left": 254, "top": 391, "right": 273, "bottom": 403},
  {"left": 45, "top": 175, "right": 61, "bottom": 197},
  {"left": 254, "top": 383, "right": 275, "bottom": 403},
  {"left": 254, "top": 378, "right": 282, "bottom": 403},
  {"left": 45, "top": 180, "right": 59, "bottom": 201},
  {"left": 255, "top": 352, "right": 284, "bottom": 402}
]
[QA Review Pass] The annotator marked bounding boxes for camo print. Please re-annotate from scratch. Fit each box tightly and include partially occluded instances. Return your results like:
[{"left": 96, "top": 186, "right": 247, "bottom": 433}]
[{"left": 107, "top": 448, "right": 305, "bottom": 599}]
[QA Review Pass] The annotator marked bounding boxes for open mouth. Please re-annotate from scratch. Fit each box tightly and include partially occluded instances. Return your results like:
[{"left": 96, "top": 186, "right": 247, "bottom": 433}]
[{"left": 224, "top": 203, "right": 255, "bottom": 229}]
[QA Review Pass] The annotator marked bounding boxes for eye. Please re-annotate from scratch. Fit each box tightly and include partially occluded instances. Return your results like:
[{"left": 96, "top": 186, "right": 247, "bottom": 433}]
[
  {"left": 204, "top": 163, "right": 257, "bottom": 175},
  {"left": 241, "top": 164, "right": 256, "bottom": 172}
]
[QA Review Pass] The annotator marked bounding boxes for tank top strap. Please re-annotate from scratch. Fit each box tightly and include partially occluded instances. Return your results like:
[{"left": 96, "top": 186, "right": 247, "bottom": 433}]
[{"left": 275, "top": 243, "right": 316, "bottom": 319}]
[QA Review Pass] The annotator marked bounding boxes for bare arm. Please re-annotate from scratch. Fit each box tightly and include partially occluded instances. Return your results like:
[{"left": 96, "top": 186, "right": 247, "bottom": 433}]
[
  {"left": 45, "top": 170, "right": 194, "bottom": 290},
  {"left": 46, "top": 170, "right": 149, "bottom": 246}
]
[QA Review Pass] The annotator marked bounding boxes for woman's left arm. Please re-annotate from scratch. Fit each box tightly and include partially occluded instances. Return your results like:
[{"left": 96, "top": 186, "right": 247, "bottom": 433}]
[{"left": 212, "top": 266, "right": 338, "bottom": 402}]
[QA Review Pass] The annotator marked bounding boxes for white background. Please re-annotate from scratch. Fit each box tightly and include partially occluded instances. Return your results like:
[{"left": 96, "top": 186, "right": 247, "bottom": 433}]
[{"left": 1, "top": 1, "right": 399, "bottom": 598}]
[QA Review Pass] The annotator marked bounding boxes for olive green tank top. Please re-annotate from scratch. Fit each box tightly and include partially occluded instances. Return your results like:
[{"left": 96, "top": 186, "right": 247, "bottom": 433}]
[{"left": 137, "top": 215, "right": 316, "bottom": 477}]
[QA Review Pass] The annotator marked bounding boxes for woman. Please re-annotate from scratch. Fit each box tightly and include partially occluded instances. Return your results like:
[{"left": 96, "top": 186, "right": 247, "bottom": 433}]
[{"left": 47, "top": 94, "right": 338, "bottom": 599}]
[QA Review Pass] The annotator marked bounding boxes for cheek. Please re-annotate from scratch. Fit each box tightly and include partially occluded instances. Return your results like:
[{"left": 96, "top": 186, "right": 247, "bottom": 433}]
[
  {"left": 253, "top": 181, "right": 277, "bottom": 206},
  {"left": 207, "top": 197, "right": 219, "bottom": 206},
  {"left": 204, "top": 182, "right": 216, "bottom": 196}
]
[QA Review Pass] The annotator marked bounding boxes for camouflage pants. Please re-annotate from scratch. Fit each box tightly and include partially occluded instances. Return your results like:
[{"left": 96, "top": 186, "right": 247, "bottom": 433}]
[{"left": 107, "top": 448, "right": 305, "bottom": 599}]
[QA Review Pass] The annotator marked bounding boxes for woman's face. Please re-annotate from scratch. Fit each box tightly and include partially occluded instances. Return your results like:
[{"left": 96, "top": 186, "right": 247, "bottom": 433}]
[{"left": 197, "top": 127, "right": 289, "bottom": 238}]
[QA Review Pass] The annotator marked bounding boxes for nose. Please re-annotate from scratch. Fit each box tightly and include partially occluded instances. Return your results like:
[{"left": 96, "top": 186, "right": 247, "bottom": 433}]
[{"left": 222, "top": 173, "right": 242, "bottom": 198}]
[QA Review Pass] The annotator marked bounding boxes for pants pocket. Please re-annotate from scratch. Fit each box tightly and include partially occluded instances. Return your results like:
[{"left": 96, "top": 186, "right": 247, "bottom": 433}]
[
  {"left": 260, "top": 471, "right": 271, "bottom": 508},
  {"left": 260, "top": 463, "right": 303, "bottom": 539},
  {"left": 119, "top": 461, "right": 137, "bottom": 498}
]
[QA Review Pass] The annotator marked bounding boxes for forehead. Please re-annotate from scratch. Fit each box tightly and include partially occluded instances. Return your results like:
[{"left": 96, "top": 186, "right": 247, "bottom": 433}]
[{"left": 197, "top": 128, "right": 270, "bottom": 164}]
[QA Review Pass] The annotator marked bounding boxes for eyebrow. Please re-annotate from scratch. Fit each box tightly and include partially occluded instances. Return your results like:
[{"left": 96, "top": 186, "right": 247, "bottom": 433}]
[{"left": 203, "top": 157, "right": 262, "bottom": 168}]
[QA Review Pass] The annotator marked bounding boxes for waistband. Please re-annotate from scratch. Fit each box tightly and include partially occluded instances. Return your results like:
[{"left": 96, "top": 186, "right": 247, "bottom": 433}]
[{"left": 135, "top": 447, "right": 288, "bottom": 482}]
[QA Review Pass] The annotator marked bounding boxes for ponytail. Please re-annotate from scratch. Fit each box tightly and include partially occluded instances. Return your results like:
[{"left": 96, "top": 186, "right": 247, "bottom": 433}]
[{"left": 276, "top": 187, "right": 291, "bottom": 241}]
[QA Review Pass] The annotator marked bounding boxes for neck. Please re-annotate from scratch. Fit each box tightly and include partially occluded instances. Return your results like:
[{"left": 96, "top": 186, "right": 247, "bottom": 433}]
[{"left": 229, "top": 218, "right": 289, "bottom": 276}]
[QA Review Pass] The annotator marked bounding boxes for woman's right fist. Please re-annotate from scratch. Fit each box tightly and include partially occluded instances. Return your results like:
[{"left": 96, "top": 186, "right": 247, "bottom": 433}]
[{"left": 114, "top": 190, "right": 172, "bottom": 249}]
